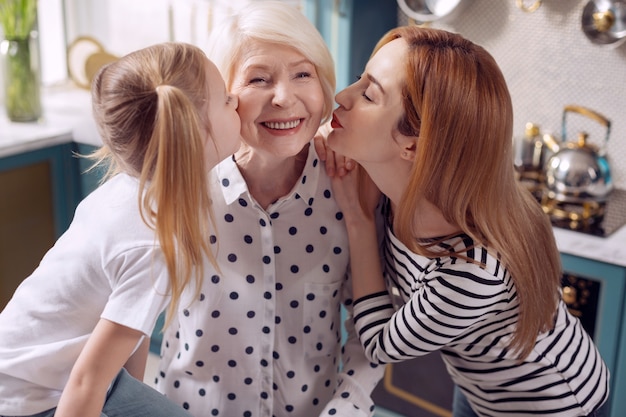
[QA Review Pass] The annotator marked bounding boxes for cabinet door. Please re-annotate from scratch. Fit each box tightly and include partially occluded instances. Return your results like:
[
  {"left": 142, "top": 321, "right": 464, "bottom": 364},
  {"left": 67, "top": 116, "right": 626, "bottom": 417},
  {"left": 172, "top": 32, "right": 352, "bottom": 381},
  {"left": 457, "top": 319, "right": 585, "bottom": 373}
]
[
  {"left": 0, "top": 144, "right": 79, "bottom": 309},
  {"left": 561, "top": 254, "right": 626, "bottom": 416}
]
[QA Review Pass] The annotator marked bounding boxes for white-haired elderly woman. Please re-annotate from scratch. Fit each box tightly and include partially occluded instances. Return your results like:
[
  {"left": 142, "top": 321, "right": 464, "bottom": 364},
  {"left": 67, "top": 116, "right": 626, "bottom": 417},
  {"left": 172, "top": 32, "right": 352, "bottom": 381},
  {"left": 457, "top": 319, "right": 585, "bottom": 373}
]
[{"left": 154, "top": 2, "right": 384, "bottom": 416}]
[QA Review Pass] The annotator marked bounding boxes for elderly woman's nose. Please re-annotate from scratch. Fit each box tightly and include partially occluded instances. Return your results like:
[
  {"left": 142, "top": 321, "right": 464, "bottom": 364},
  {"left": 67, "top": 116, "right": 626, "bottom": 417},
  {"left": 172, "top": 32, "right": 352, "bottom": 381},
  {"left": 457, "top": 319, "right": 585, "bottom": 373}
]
[{"left": 271, "top": 81, "right": 296, "bottom": 107}]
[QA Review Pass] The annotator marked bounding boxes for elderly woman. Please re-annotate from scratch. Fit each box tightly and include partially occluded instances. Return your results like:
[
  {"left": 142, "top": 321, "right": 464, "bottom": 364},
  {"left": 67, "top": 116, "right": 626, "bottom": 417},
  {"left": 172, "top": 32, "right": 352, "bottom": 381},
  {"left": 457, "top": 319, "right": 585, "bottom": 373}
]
[{"left": 154, "top": 2, "right": 384, "bottom": 417}]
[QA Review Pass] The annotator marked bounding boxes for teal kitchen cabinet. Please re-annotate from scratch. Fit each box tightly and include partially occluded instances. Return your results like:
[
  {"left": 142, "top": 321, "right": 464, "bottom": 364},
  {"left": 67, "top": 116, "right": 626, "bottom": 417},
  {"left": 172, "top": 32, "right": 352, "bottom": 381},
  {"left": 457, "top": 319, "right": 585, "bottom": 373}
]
[
  {"left": 303, "top": 0, "right": 397, "bottom": 91},
  {"left": 560, "top": 254, "right": 626, "bottom": 416},
  {"left": 0, "top": 142, "right": 81, "bottom": 309},
  {"left": 73, "top": 142, "right": 106, "bottom": 198}
]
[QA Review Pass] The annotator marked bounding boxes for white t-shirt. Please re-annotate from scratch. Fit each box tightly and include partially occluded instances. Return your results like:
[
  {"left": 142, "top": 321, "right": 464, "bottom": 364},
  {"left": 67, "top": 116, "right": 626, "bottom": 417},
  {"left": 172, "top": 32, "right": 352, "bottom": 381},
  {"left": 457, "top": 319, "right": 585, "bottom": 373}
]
[{"left": 0, "top": 173, "right": 171, "bottom": 415}]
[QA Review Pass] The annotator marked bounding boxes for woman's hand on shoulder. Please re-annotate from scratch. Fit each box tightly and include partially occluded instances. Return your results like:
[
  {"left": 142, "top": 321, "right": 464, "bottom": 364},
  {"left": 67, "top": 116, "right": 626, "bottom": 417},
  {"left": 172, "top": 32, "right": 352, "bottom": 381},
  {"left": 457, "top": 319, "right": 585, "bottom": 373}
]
[
  {"left": 314, "top": 121, "right": 355, "bottom": 177},
  {"left": 331, "top": 167, "right": 380, "bottom": 229}
]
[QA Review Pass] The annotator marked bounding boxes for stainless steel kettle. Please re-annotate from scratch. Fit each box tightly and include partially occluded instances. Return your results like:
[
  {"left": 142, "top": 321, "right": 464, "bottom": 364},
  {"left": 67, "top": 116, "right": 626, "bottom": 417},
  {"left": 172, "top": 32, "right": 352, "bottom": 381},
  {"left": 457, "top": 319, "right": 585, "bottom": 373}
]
[{"left": 542, "top": 105, "right": 613, "bottom": 203}]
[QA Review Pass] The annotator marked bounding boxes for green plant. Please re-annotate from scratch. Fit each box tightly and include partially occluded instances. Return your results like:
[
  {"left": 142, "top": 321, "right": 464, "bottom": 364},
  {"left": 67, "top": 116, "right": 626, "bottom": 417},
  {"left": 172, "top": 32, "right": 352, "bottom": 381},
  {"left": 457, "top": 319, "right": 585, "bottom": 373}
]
[
  {"left": 0, "top": 0, "right": 41, "bottom": 122},
  {"left": 0, "top": 0, "right": 38, "bottom": 39}
]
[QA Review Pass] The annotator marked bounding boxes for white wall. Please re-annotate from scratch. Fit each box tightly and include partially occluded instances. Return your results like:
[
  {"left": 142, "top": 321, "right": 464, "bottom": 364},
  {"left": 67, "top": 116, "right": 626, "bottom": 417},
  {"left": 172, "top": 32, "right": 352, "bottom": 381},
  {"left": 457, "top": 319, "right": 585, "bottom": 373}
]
[{"left": 61, "top": 0, "right": 302, "bottom": 58}]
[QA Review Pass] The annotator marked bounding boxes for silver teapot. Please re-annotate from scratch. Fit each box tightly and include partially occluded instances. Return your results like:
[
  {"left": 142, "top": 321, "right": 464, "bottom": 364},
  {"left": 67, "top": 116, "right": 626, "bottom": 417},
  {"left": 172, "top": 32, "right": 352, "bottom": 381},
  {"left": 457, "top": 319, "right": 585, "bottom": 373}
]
[{"left": 542, "top": 105, "right": 613, "bottom": 203}]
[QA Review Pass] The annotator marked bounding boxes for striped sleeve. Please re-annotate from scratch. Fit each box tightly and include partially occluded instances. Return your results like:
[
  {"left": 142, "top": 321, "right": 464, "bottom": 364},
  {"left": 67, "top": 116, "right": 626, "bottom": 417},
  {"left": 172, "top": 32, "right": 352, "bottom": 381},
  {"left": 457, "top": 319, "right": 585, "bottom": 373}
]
[{"left": 352, "top": 259, "right": 512, "bottom": 364}]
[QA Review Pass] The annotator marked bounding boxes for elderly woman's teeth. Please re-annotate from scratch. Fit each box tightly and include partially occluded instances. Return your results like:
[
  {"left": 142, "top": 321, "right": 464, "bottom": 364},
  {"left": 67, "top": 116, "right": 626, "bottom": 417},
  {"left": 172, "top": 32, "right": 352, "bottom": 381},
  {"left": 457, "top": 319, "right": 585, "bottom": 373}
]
[{"left": 264, "top": 120, "right": 301, "bottom": 130}]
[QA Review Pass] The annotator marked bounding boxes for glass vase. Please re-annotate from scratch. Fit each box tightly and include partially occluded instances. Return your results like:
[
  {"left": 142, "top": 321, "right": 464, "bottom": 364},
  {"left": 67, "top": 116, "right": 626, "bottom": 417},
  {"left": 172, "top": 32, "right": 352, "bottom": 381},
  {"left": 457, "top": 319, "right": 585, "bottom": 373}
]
[{"left": 1, "top": 31, "right": 42, "bottom": 122}]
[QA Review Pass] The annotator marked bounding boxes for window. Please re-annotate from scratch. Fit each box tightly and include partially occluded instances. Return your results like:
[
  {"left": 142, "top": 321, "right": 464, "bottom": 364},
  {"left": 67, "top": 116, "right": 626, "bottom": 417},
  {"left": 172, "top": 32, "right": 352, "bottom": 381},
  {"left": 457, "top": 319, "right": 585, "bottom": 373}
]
[{"left": 37, "top": 0, "right": 305, "bottom": 88}]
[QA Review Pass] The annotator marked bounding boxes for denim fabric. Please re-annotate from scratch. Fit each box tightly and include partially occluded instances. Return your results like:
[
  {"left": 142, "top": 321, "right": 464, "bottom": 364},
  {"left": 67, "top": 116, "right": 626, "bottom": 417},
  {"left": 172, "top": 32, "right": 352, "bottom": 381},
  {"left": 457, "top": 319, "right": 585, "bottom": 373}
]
[
  {"left": 452, "top": 385, "right": 479, "bottom": 417},
  {"left": 1, "top": 369, "right": 191, "bottom": 417},
  {"left": 101, "top": 368, "right": 192, "bottom": 417}
]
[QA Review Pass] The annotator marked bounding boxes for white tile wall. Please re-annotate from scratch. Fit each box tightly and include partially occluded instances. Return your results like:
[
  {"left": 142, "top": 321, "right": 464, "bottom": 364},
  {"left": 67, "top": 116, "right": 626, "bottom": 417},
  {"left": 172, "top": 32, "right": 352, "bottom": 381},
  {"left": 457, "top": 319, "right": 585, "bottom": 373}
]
[{"left": 397, "top": 0, "right": 626, "bottom": 189}]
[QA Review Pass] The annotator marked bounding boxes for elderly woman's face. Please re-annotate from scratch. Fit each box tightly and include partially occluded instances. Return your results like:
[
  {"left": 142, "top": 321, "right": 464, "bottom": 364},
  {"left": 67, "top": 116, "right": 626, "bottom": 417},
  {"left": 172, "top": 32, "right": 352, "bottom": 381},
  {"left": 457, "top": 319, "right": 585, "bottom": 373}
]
[
  {"left": 230, "top": 40, "right": 325, "bottom": 158},
  {"left": 328, "top": 38, "right": 408, "bottom": 164}
]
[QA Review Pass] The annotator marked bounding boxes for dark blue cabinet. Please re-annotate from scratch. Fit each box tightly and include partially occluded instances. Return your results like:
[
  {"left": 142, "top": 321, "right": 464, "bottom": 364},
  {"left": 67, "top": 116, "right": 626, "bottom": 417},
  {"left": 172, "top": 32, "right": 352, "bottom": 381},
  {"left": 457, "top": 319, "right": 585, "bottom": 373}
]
[{"left": 0, "top": 142, "right": 81, "bottom": 309}]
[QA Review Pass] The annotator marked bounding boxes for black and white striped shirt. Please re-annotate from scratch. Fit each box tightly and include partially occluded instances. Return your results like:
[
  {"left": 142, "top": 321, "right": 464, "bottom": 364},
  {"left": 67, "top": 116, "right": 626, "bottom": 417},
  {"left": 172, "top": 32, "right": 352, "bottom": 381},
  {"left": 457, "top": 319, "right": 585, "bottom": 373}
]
[{"left": 353, "top": 224, "right": 609, "bottom": 416}]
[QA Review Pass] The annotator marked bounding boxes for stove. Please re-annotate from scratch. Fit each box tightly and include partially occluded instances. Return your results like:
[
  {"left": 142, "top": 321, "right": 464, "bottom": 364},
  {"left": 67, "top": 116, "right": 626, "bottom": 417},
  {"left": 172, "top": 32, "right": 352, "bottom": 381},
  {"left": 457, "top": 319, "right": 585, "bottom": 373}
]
[{"left": 541, "top": 188, "right": 626, "bottom": 237}]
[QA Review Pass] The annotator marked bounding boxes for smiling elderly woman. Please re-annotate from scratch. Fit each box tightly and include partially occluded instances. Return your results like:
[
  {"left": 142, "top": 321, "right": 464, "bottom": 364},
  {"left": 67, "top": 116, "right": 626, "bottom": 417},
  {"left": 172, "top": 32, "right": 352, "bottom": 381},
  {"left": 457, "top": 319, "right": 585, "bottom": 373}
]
[{"left": 154, "top": 2, "right": 384, "bottom": 417}]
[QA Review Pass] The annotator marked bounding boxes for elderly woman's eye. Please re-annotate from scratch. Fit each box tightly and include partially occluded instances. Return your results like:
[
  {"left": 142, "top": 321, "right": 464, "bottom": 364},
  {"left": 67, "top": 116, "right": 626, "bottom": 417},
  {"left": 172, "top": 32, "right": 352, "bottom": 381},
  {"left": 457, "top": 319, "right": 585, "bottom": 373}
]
[{"left": 295, "top": 72, "right": 311, "bottom": 79}]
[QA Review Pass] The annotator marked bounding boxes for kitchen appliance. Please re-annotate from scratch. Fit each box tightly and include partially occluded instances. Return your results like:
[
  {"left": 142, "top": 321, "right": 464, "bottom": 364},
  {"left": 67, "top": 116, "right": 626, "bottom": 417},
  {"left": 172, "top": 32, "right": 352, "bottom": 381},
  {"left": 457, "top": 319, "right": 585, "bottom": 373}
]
[
  {"left": 542, "top": 105, "right": 613, "bottom": 204},
  {"left": 542, "top": 187, "right": 626, "bottom": 237},
  {"left": 561, "top": 271, "right": 601, "bottom": 339},
  {"left": 396, "top": 0, "right": 466, "bottom": 22},
  {"left": 536, "top": 105, "right": 623, "bottom": 237}
]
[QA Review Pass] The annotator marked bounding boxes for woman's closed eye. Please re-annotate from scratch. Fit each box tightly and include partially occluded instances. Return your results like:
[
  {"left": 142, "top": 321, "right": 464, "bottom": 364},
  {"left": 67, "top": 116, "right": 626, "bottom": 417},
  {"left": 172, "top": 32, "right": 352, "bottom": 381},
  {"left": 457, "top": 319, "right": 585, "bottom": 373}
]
[{"left": 355, "top": 76, "right": 373, "bottom": 102}]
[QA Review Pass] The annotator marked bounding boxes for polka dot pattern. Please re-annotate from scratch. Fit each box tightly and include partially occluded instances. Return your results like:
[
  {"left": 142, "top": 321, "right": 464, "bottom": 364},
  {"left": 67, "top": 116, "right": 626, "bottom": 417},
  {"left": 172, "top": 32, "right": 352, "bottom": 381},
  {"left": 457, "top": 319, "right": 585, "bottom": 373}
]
[{"left": 155, "top": 145, "right": 382, "bottom": 416}]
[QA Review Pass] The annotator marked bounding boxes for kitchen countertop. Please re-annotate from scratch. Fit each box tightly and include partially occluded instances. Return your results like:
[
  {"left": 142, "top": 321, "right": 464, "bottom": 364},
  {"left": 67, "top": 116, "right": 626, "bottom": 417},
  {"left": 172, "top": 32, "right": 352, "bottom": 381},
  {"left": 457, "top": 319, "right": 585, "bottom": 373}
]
[
  {"left": 553, "top": 226, "right": 626, "bottom": 268},
  {"left": 1, "top": 86, "right": 625, "bottom": 268},
  {"left": 0, "top": 85, "right": 99, "bottom": 158}
]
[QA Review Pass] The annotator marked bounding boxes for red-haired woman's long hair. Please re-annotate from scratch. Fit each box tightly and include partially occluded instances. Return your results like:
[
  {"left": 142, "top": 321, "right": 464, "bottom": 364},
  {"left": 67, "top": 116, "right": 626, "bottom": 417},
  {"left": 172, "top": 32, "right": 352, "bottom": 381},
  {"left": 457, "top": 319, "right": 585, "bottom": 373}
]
[{"left": 371, "top": 27, "right": 561, "bottom": 359}]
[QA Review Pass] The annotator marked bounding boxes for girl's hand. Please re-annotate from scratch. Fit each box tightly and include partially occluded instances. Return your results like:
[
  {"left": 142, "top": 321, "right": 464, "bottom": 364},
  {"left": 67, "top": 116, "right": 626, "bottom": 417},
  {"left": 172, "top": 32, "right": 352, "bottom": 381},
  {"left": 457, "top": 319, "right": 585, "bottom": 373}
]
[{"left": 314, "top": 121, "right": 355, "bottom": 177}]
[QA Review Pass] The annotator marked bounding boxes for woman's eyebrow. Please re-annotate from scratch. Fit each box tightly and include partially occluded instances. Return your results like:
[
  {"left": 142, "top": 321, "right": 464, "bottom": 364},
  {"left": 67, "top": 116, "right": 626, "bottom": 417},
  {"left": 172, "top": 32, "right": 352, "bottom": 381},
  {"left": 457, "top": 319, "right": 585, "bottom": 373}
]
[{"left": 366, "top": 73, "right": 385, "bottom": 94}]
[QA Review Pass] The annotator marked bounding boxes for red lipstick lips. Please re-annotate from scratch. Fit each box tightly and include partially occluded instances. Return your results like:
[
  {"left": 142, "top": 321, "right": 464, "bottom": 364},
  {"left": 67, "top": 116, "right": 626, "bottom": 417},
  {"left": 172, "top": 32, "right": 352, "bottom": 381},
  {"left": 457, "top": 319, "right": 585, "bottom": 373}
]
[{"left": 330, "top": 113, "right": 342, "bottom": 129}]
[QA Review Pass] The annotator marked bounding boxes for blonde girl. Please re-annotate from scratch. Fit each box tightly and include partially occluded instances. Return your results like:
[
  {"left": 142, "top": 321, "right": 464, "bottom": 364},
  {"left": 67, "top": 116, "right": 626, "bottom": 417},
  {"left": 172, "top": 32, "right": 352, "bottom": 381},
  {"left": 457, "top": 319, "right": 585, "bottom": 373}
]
[{"left": 0, "top": 42, "right": 240, "bottom": 417}]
